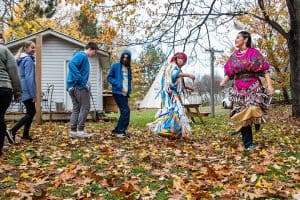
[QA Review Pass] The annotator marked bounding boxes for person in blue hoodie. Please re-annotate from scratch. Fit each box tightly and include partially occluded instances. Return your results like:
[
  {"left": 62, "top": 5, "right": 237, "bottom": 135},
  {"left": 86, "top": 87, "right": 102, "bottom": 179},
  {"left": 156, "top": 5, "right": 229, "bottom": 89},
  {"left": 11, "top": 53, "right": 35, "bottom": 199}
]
[
  {"left": 107, "top": 50, "right": 132, "bottom": 137},
  {"left": 66, "top": 42, "right": 98, "bottom": 138},
  {"left": 7, "top": 41, "right": 36, "bottom": 142}
]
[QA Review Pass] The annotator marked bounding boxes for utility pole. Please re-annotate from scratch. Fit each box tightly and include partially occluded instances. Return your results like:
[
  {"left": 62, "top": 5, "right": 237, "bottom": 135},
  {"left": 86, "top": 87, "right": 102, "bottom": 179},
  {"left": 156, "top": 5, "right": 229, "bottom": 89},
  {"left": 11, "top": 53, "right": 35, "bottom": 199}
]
[{"left": 205, "top": 48, "right": 224, "bottom": 117}]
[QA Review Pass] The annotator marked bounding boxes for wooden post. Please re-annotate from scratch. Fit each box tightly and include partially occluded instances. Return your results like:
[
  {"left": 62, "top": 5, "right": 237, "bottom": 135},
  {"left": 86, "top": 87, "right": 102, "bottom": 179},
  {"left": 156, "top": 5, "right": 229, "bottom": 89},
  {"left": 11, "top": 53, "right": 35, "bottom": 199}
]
[
  {"left": 205, "top": 48, "right": 224, "bottom": 118},
  {"left": 210, "top": 48, "right": 215, "bottom": 118},
  {"left": 35, "top": 35, "right": 42, "bottom": 124}
]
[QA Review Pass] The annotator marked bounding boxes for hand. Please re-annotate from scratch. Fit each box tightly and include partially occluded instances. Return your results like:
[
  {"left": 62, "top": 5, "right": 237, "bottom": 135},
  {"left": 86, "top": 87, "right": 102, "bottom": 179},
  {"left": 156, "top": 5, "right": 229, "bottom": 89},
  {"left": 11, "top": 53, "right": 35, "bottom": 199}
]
[
  {"left": 68, "top": 87, "right": 76, "bottom": 96},
  {"left": 122, "top": 88, "right": 127, "bottom": 96},
  {"left": 85, "top": 84, "right": 90, "bottom": 91},
  {"left": 189, "top": 74, "right": 195, "bottom": 81},
  {"left": 267, "top": 85, "right": 275, "bottom": 96},
  {"left": 32, "top": 98, "right": 36, "bottom": 103},
  {"left": 220, "top": 80, "right": 226, "bottom": 88},
  {"left": 68, "top": 87, "right": 74, "bottom": 92},
  {"left": 13, "top": 93, "right": 21, "bottom": 102},
  {"left": 186, "top": 86, "right": 194, "bottom": 92},
  {"left": 188, "top": 88, "right": 194, "bottom": 92}
]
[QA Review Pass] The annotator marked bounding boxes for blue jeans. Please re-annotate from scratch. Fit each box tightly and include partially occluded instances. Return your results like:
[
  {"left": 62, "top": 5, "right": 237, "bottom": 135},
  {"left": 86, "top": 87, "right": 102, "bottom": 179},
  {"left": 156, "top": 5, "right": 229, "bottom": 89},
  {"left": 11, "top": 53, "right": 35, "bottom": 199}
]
[{"left": 113, "top": 94, "right": 130, "bottom": 133}]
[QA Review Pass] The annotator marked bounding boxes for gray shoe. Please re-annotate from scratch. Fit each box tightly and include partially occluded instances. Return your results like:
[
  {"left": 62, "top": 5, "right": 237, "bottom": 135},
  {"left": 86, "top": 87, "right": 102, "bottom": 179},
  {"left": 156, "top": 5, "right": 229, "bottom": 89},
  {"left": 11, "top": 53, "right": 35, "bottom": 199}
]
[
  {"left": 69, "top": 131, "right": 78, "bottom": 138},
  {"left": 246, "top": 145, "right": 255, "bottom": 151},
  {"left": 76, "top": 131, "right": 93, "bottom": 138},
  {"left": 6, "top": 130, "right": 15, "bottom": 144},
  {"left": 113, "top": 132, "right": 127, "bottom": 138}
]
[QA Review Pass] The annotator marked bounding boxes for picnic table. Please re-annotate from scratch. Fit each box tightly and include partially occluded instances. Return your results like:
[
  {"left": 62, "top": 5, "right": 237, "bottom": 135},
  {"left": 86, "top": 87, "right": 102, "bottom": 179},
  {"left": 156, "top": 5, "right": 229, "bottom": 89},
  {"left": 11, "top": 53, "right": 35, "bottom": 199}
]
[{"left": 183, "top": 103, "right": 210, "bottom": 123}]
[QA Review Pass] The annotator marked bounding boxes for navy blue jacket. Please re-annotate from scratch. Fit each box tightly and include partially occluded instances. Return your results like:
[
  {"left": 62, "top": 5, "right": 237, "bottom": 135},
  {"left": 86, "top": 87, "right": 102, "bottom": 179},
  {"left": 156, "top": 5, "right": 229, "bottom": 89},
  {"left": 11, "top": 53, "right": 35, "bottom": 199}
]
[{"left": 107, "top": 50, "right": 132, "bottom": 95}]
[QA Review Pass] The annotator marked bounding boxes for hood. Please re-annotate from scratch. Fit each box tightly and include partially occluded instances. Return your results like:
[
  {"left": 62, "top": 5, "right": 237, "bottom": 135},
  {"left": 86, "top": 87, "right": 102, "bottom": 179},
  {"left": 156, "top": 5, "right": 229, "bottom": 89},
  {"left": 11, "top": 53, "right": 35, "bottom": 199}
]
[
  {"left": 119, "top": 49, "right": 132, "bottom": 67},
  {"left": 17, "top": 53, "right": 35, "bottom": 65},
  {"left": 120, "top": 50, "right": 132, "bottom": 60}
]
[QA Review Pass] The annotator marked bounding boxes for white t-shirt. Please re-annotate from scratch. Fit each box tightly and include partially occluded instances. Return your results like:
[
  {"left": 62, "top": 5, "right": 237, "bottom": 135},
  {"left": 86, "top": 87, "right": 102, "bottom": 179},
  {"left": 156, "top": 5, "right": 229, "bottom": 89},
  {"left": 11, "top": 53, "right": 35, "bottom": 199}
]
[{"left": 122, "top": 65, "right": 128, "bottom": 94}]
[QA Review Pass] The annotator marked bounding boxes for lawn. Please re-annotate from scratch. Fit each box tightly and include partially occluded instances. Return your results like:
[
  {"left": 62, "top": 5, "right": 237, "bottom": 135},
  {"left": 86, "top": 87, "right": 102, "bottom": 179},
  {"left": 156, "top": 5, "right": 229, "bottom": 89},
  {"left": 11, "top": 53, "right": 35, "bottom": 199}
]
[
  {"left": 108, "top": 109, "right": 157, "bottom": 128},
  {"left": 0, "top": 105, "right": 299, "bottom": 199}
]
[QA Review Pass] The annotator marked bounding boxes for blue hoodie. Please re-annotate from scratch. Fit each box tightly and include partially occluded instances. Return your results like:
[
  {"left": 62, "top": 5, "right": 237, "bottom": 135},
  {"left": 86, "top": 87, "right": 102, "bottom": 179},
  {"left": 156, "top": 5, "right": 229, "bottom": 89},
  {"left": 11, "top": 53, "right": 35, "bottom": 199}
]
[
  {"left": 107, "top": 50, "right": 132, "bottom": 95},
  {"left": 17, "top": 53, "right": 36, "bottom": 101},
  {"left": 66, "top": 51, "right": 90, "bottom": 90}
]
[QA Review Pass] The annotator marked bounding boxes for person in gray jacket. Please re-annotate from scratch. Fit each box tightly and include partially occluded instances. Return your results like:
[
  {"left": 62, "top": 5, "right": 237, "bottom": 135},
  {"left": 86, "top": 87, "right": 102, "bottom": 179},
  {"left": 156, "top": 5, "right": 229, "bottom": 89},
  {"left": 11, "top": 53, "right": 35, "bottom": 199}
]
[{"left": 0, "top": 45, "right": 22, "bottom": 156}]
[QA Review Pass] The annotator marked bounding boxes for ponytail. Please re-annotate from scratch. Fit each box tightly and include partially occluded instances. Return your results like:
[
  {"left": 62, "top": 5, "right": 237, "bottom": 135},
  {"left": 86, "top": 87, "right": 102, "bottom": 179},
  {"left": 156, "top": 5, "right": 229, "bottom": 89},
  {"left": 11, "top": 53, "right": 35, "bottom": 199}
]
[
  {"left": 15, "top": 47, "right": 24, "bottom": 59},
  {"left": 15, "top": 40, "right": 35, "bottom": 59}
]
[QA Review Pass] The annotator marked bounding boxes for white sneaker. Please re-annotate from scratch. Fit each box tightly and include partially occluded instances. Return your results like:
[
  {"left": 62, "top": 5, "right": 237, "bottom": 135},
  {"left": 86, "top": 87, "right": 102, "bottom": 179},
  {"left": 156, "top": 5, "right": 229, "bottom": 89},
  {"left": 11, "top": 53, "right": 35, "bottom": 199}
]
[
  {"left": 69, "top": 131, "right": 78, "bottom": 138},
  {"left": 76, "top": 131, "right": 93, "bottom": 138}
]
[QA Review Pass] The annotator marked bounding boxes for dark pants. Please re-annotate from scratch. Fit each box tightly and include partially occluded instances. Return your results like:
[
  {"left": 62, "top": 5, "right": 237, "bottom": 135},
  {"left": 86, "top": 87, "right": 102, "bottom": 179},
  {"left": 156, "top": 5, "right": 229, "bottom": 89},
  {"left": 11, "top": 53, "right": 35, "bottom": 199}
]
[
  {"left": 113, "top": 94, "right": 130, "bottom": 133},
  {"left": 11, "top": 98, "right": 36, "bottom": 137},
  {"left": 241, "top": 125, "right": 253, "bottom": 148},
  {"left": 0, "top": 88, "right": 13, "bottom": 154}
]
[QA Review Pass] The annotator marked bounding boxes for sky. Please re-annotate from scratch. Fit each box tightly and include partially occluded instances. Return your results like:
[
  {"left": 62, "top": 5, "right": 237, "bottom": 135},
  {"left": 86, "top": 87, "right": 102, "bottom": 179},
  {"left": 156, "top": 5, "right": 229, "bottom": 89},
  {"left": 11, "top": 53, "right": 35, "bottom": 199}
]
[
  {"left": 117, "top": 0, "right": 247, "bottom": 79},
  {"left": 54, "top": 0, "right": 247, "bottom": 79}
]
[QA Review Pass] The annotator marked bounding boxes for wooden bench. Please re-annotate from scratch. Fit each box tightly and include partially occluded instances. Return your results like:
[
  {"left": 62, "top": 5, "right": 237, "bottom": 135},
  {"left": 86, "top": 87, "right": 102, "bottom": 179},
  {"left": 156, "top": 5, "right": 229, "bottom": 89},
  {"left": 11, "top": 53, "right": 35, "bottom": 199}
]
[{"left": 183, "top": 103, "right": 210, "bottom": 123}]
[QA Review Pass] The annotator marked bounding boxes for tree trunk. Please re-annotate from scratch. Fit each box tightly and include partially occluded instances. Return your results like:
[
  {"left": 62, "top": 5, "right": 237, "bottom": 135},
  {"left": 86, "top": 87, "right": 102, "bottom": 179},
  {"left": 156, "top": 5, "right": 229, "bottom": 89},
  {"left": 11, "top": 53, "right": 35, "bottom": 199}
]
[
  {"left": 287, "top": 0, "right": 300, "bottom": 117},
  {"left": 282, "top": 86, "right": 290, "bottom": 103},
  {"left": 288, "top": 37, "right": 300, "bottom": 116}
]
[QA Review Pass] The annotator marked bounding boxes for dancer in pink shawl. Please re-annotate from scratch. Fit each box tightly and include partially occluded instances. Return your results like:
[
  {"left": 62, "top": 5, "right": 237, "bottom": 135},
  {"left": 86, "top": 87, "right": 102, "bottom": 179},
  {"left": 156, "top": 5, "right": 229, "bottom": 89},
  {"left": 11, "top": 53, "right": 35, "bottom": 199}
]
[{"left": 220, "top": 31, "right": 274, "bottom": 151}]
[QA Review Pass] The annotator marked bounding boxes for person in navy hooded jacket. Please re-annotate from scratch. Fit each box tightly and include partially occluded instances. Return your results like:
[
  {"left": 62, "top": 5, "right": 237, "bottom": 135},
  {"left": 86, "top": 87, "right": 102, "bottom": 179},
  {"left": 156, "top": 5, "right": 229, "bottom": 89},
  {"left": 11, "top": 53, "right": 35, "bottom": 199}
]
[
  {"left": 107, "top": 50, "right": 132, "bottom": 137},
  {"left": 7, "top": 41, "right": 36, "bottom": 142}
]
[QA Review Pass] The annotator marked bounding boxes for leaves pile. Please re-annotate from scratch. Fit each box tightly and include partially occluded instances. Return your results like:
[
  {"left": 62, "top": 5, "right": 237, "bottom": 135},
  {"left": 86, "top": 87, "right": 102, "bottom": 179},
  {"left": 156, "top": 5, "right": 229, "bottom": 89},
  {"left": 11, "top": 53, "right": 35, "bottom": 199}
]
[{"left": 0, "top": 105, "right": 299, "bottom": 199}]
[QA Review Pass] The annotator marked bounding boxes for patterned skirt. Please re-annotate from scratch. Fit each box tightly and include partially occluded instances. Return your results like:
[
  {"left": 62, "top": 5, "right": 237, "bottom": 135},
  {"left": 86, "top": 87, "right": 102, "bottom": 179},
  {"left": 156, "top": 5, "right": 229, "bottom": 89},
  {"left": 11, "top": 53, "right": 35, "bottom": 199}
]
[
  {"left": 229, "top": 80, "right": 270, "bottom": 131},
  {"left": 147, "top": 93, "right": 192, "bottom": 140}
]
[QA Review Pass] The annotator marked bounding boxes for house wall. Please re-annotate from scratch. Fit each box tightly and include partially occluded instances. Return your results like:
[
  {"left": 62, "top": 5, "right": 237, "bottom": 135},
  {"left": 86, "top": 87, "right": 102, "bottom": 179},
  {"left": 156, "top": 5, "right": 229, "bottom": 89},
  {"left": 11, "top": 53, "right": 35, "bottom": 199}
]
[{"left": 7, "top": 35, "right": 103, "bottom": 112}]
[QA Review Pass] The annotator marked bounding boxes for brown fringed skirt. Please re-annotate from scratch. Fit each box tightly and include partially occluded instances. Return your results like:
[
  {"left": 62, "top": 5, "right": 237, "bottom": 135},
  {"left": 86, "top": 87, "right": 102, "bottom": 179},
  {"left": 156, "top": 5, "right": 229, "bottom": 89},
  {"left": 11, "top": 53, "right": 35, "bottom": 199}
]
[{"left": 229, "top": 80, "right": 269, "bottom": 131}]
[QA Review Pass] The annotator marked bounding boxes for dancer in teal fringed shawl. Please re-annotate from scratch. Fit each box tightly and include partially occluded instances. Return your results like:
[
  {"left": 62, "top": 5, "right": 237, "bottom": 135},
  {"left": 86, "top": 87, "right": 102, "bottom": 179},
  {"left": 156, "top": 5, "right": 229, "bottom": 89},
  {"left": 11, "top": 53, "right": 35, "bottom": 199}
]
[{"left": 148, "top": 52, "right": 195, "bottom": 139}]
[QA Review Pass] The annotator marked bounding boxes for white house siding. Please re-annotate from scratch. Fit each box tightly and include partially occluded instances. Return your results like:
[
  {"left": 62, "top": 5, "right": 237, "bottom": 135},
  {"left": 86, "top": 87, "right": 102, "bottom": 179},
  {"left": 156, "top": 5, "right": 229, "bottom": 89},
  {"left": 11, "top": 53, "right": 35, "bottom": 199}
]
[
  {"left": 41, "top": 36, "right": 103, "bottom": 112},
  {"left": 7, "top": 35, "right": 103, "bottom": 112}
]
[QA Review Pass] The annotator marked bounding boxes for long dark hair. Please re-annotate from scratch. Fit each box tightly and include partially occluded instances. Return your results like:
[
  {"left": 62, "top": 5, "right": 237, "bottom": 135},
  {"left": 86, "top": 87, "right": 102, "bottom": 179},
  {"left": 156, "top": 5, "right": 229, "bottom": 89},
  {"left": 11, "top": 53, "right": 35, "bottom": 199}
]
[
  {"left": 120, "top": 53, "right": 131, "bottom": 67},
  {"left": 239, "top": 31, "right": 252, "bottom": 48}
]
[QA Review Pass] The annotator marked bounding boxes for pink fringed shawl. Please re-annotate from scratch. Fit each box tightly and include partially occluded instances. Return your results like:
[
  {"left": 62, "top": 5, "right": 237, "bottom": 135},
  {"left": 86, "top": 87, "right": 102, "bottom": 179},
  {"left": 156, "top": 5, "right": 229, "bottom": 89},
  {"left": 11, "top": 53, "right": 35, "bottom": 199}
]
[{"left": 224, "top": 48, "right": 270, "bottom": 90}]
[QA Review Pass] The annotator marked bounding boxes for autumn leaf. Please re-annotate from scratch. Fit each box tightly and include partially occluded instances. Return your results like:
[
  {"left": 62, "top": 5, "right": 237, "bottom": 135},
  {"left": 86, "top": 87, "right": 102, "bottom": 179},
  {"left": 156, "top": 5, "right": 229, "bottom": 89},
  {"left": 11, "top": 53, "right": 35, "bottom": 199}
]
[{"left": 0, "top": 105, "right": 298, "bottom": 199}]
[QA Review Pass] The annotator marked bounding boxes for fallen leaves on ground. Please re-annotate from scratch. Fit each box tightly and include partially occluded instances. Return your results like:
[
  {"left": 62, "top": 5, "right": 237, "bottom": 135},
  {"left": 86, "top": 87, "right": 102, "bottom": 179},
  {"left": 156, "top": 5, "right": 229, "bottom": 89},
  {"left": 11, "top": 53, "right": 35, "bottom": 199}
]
[{"left": 0, "top": 105, "right": 299, "bottom": 199}]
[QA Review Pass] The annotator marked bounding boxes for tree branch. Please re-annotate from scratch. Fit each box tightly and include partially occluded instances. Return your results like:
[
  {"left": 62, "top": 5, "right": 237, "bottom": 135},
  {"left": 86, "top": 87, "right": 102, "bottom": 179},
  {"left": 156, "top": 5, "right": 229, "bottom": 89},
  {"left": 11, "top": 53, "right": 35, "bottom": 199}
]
[{"left": 257, "top": 0, "right": 288, "bottom": 39}]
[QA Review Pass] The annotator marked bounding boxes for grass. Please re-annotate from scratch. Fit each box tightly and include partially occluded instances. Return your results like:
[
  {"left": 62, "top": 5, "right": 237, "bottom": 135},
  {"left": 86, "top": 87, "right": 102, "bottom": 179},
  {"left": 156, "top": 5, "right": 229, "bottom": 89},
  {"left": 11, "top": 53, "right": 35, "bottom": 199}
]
[
  {"left": 108, "top": 105, "right": 228, "bottom": 128},
  {"left": 83, "top": 183, "right": 123, "bottom": 200},
  {"left": 1, "top": 105, "right": 299, "bottom": 199},
  {"left": 49, "top": 186, "right": 75, "bottom": 198},
  {"left": 130, "top": 166, "right": 148, "bottom": 175},
  {"left": 154, "top": 188, "right": 169, "bottom": 200},
  {"left": 108, "top": 109, "right": 157, "bottom": 128}
]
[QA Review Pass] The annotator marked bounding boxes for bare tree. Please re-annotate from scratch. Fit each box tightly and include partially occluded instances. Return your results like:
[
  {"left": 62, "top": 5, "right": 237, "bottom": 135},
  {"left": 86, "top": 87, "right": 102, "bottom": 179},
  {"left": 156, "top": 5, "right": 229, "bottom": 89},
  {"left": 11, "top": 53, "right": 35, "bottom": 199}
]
[
  {"left": 194, "top": 74, "right": 223, "bottom": 103},
  {"left": 114, "top": 0, "right": 300, "bottom": 117}
]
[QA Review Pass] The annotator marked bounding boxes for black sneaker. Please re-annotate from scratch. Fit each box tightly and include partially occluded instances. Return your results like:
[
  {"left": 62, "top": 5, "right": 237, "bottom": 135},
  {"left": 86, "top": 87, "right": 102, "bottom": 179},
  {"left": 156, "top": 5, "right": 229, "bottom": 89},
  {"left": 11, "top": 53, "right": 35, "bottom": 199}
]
[
  {"left": 115, "top": 133, "right": 127, "bottom": 138},
  {"left": 255, "top": 124, "right": 261, "bottom": 132},
  {"left": 21, "top": 135, "right": 33, "bottom": 141},
  {"left": 112, "top": 131, "right": 126, "bottom": 138},
  {"left": 6, "top": 130, "right": 15, "bottom": 144},
  {"left": 122, "top": 131, "right": 130, "bottom": 138}
]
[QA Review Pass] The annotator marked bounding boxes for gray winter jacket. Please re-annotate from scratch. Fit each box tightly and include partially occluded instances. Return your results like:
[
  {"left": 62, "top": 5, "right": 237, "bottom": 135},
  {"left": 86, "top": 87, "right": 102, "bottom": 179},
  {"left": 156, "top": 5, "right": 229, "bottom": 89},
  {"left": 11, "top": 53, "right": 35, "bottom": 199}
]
[{"left": 0, "top": 45, "right": 22, "bottom": 97}]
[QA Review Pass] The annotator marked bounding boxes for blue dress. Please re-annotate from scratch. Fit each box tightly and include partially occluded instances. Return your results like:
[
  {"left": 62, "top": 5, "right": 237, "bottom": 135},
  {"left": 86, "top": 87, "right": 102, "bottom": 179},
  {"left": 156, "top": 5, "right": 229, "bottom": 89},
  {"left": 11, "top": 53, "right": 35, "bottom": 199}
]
[{"left": 148, "top": 64, "right": 191, "bottom": 139}]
